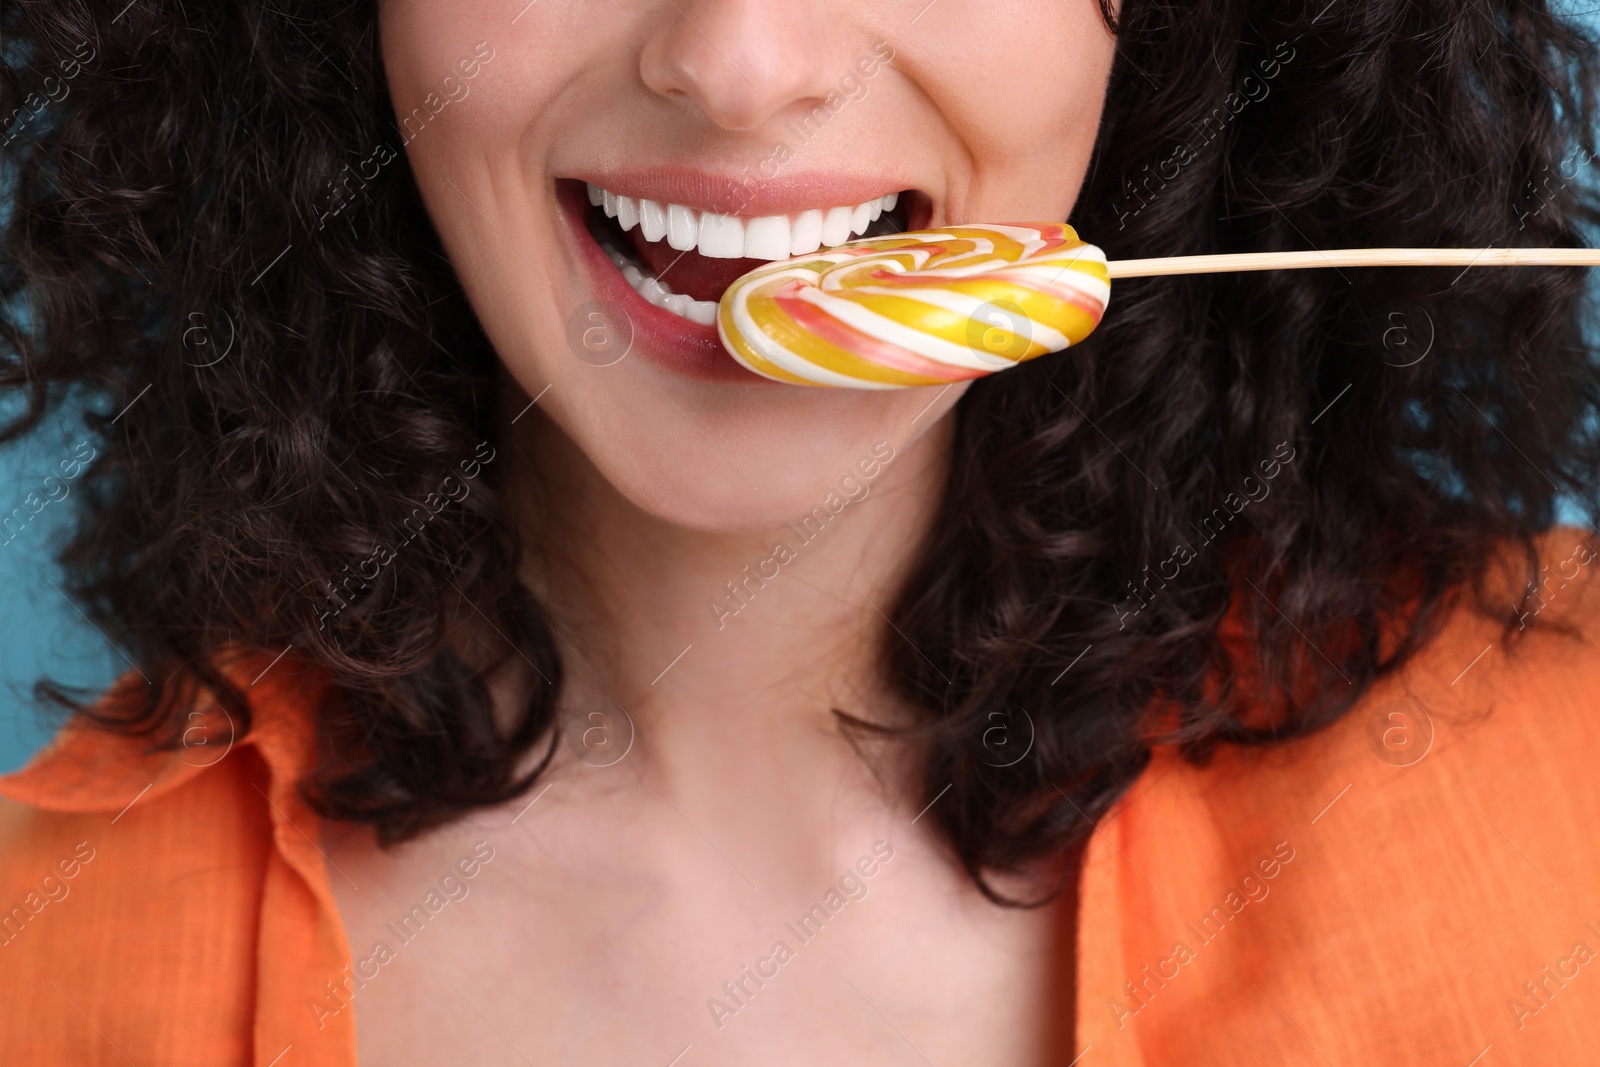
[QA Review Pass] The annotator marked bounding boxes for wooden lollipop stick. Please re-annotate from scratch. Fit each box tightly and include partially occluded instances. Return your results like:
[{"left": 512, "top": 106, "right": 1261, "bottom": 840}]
[{"left": 1105, "top": 247, "right": 1600, "bottom": 279}]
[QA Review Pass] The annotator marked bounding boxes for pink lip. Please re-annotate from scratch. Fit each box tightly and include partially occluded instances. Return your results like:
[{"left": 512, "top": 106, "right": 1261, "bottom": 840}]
[
  {"left": 572, "top": 166, "right": 909, "bottom": 218},
  {"left": 558, "top": 180, "right": 769, "bottom": 385}
]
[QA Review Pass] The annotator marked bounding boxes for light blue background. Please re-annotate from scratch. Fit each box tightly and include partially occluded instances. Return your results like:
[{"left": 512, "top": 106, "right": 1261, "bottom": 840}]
[{"left": 0, "top": 402, "right": 124, "bottom": 772}]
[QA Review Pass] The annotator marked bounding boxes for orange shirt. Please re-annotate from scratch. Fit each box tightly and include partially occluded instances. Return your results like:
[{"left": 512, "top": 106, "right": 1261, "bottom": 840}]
[{"left": 3, "top": 531, "right": 1600, "bottom": 1065}]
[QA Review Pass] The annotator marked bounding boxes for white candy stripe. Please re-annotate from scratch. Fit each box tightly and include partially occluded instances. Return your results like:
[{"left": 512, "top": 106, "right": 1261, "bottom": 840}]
[
  {"left": 999, "top": 259, "right": 1114, "bottom": 290},
  {"left": 970, "top": 222, "right": 1062, "bottom": 246},
  {"left": 843, "top": 286, "right": 1073, "bottom": 351},
  {"left": 728, "top": 286, "right": 899, "bottom": 387},
  {"left": 1006, "top": 263, "right": 1113, "bottom": 291},
  {"left": 795, "top": 287, "right": 1039, "bottom": 371},
  {"left": 972, "top": 266, "right": 1113, "bottom": 307}
]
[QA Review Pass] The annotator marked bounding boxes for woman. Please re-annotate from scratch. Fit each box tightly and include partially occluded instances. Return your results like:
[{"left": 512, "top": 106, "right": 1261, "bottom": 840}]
[{"left": 2, "top": 0, "right": 1598, "bottom": 1063}]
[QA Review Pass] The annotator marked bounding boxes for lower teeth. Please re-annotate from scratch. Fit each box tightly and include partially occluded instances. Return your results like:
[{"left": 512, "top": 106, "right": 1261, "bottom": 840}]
[{"left": 601, "top": 241, "right": 719, "bottom": 326}]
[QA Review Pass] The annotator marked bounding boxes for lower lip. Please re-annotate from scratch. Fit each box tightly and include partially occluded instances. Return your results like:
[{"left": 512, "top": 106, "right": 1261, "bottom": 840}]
[{"left": 557, "top": 181, "right": 771, "bottom": 385}]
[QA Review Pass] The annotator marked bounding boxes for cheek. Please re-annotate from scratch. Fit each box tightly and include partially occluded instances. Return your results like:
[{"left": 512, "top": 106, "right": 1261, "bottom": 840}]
[
  {"left": 381, "top": 1, "right": 581, "bottom": 216},
  {"left": 378, "top": 1, "right": 498, "bottom": 102},
  {"left": 908, "top": 2, "right": 1115, "bottom": 219},
  {"left": 380, "top": 4, "right": 573, "bottom": 423}
]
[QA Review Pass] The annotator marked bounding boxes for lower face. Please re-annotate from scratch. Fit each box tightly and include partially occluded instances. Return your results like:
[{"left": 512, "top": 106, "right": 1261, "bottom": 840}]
[{"left": 379, "top": 0, "right": 1116, "bottom": 531}]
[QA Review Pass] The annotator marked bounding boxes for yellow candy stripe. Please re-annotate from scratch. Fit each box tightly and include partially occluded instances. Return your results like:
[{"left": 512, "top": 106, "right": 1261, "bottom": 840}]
[{"left": 717, "top": 223, "right": 1110, "bottom": 388}]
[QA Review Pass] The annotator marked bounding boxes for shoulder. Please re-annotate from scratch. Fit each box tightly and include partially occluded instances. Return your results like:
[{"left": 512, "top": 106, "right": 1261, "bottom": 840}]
[
  {"left": 0, "top": 654, "right": 336, "bottom": 1065},
  {"left": 1078, "top": 527, "right": 1600, "bottom": 1063}
]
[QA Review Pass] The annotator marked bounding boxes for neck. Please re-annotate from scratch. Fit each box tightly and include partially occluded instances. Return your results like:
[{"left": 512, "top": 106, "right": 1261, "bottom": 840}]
[{"left": 503, "top": 405, "right": 954, "bottom": 806}]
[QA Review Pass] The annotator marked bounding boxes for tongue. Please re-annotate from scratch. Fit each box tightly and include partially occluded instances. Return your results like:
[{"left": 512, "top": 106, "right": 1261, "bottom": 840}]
[{"left": 628, "top": 228, "right": 772, "bottom": 304}]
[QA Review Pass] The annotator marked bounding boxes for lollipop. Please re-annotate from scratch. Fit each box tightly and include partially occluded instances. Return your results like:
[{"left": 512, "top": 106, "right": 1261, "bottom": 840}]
[
  {"left": 717, "top": 223, "right": 1108, "bottom": 389},
  {"left": 717, "top": 230, "right": 1600, "bottom": 389}
]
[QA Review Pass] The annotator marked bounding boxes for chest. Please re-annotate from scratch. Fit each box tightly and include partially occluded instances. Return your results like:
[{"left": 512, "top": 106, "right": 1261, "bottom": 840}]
[{"left": 323, "top": 784, "right": 1070, "bottom": 1066}]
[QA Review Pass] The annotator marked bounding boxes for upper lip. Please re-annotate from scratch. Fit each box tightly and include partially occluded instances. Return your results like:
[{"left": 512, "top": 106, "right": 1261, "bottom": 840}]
[{"left": 570, "top": 166, "right": 909, "bottom": 218}]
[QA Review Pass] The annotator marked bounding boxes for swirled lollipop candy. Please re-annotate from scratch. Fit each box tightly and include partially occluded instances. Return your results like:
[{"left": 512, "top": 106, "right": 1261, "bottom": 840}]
[
  {"left": 718, "top": 231, "right": 1600, "bottom": 389},
  {"left": 718, "top": 223, "right": 1109, "bottom": 389}
]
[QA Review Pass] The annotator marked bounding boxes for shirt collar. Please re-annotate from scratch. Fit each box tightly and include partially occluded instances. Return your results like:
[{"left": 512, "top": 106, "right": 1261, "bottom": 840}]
[{"left": 0, "top": 647, "right": 326, "bottom": 815}]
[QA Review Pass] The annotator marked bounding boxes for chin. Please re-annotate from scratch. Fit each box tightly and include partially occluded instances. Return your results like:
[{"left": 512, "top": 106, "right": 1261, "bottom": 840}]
[{"left": 533, "top": 362, "right": 948, "bottom": 534}]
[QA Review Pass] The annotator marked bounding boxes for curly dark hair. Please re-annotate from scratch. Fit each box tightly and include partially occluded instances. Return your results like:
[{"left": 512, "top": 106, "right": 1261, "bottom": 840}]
[{"left": 3, "top": 0, "right": 1598, "bottom": 902}]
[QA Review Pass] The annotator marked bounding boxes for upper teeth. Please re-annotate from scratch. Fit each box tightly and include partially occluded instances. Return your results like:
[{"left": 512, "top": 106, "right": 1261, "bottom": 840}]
[{"left": 586, "top": 182, "right": 899, "bottom": 261}]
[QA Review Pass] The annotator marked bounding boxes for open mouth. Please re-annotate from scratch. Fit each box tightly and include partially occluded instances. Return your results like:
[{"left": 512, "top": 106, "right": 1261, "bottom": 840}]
[{"left": 571, "top": 179, "right": 924, "bottom": 326}]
